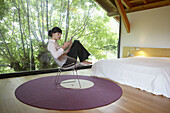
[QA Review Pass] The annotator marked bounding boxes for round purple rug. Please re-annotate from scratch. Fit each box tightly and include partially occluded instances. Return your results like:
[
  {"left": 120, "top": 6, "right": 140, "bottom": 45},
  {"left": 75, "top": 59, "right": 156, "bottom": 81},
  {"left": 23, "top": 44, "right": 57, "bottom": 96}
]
[{"left": 15, "top": 75, "right": 122, "bottom": 110}]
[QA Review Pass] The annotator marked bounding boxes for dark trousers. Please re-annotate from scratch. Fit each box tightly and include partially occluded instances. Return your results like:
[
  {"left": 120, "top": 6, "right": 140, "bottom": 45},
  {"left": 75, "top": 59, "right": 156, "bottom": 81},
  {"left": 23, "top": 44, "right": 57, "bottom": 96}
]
[
  {"left": 68, "top": 40, "right": 90, "bottom": 62},
  {"left": 62, "top": 40, "right": 90, "bottom": 67}
]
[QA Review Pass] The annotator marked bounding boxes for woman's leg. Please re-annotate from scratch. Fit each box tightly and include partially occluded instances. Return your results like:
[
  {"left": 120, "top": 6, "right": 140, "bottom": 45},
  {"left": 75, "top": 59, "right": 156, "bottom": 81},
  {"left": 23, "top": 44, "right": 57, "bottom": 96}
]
[
  {"left": 67, "top": 40, "right": 91, "bottom": 62},
  {"left": 62, "top": 57, "right": 77, "bottom": 68}
]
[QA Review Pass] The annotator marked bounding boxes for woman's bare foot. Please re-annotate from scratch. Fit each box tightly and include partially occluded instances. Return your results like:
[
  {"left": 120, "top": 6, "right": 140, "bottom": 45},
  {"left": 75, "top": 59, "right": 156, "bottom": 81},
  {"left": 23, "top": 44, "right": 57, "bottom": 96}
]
[{"left": 81, "top": 60, "right": 92, "bottom": 65}]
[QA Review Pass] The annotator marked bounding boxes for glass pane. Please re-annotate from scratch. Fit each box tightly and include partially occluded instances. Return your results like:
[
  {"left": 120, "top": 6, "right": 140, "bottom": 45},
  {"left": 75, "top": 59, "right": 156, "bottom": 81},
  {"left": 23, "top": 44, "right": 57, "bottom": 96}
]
[{"left": 0, "top": 0, "right": 119, "bottom": 74}]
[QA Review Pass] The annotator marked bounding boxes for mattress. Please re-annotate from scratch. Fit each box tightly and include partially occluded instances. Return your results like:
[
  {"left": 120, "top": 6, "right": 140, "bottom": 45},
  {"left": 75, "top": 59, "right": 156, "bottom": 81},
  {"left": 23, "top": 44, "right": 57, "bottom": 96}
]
[{"left": 92, "top": 57, "right": 170, "bottom": 98}]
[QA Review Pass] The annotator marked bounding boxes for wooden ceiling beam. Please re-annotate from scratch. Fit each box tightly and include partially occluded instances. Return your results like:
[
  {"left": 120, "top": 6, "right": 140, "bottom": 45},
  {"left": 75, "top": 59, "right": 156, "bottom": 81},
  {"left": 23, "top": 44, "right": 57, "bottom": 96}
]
[
  {"left": 107, "top": 11, "right": 120, "bottom": 17},
  {"left": 128, "top": 0, "right": 170, "bottom": 12},
  {"left": 107, "top": 0, "right": 117, "bottom": 9},
  {"left": 142, "top": 0, "right": 148, "bottom": 4},
  {"left": 121, "top": 0, "right": 131, "bottom": 9},
  {"left": 94, "top": 0, "right": 117, "bottom": 12},
  {"left": 113, "top": 16, "right": 120, "bottom": 22},
  {"left": 94, "top": 0, "right": 111, "bottom": 12},
  {"left": 115, "top": 0, "right": 130, "bottom": 33},
  {"left": 129, "top": 0, "right": 142, "bottom": 4},
  {"left": 107, "top": 0, "right": 170, "bottom": 17}
]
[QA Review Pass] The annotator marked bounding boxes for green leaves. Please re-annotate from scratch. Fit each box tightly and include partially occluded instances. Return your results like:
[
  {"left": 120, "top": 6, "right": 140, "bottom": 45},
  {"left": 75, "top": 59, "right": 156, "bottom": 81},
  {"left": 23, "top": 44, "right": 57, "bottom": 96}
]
[
  {"left": 0, "top": 0, "right": 119, "bottom": 74},
  {"left": 0, "top": 0, "right": 9, "bottom": 20}
]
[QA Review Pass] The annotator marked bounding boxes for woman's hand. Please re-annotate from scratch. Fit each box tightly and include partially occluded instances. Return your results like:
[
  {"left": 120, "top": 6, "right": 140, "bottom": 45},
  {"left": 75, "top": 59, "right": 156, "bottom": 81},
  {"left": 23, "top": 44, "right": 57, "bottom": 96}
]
[
  {"left": 62, "top": 41, "right": 72, "bottom": 50},
  {"left": 68, "top": 40, "right": 72, "bottom": 44}
]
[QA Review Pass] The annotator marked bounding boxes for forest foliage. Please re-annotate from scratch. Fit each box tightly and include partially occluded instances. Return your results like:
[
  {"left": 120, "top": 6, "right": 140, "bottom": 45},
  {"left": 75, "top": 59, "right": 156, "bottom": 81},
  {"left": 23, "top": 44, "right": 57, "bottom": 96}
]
[{"left": 0, "top": 0, "right": 119, "bottom": 74}]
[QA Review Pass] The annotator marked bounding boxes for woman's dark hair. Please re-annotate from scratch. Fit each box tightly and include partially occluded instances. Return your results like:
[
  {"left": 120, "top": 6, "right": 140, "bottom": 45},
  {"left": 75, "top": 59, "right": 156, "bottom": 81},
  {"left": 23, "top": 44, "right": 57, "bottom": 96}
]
[{"left": 48, "top": 27, "right": 62, "bottom": 37}]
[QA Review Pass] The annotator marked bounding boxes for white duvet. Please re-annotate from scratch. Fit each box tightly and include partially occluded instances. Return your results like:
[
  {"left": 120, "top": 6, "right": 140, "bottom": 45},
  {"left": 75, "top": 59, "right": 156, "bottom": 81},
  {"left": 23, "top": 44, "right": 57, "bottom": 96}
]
[{"left": 92, "top": 57, "right": 170, "bottom": 98}]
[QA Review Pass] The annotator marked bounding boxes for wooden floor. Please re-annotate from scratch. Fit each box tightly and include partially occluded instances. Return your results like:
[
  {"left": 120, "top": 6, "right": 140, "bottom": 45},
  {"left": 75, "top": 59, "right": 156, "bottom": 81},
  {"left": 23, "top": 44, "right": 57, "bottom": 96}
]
[{"left": 0, "top": 69, "right": 170, "bottom": 113}]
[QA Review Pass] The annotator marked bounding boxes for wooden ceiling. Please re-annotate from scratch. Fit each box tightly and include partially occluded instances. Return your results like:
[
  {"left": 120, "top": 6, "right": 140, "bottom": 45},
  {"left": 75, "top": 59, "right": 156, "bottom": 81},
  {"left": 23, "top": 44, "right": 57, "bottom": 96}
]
[
  {"left": 94, "top": 0, "right": 170, "bottom": 33},
  {"left": 95, "top": 0, "right": 170, "bottom": 17}
]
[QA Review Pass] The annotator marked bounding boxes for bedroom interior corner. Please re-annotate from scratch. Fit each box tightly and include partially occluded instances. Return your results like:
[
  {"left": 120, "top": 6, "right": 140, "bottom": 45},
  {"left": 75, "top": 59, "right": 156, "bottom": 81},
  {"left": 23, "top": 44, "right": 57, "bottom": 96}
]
[
  {"left": 120, "top": 6, "right": 170, "bottom": 57},
  {"left": 90, "top": 1, "right": 170, "bottom": 113}
]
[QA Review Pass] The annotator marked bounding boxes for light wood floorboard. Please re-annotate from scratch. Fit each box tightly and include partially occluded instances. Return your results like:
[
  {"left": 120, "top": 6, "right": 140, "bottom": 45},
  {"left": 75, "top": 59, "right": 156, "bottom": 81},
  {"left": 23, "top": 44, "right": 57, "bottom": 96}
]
[{"left": 0, "top": 69, "right": 170, "bottom": 113}]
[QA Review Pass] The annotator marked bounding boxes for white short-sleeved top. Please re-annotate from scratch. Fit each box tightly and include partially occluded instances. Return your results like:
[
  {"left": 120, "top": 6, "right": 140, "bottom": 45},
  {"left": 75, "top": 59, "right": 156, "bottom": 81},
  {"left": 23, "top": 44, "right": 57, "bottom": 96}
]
[{"left": 47, "top": 39, "right": 67, "bottom": 67}]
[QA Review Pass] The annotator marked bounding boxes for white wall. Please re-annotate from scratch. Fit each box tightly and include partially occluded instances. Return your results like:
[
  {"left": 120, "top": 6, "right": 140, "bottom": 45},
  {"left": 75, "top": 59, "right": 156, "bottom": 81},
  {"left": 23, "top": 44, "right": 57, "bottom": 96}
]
[{"left": 120, "top": 6, "right": 170, "bottom": 58}]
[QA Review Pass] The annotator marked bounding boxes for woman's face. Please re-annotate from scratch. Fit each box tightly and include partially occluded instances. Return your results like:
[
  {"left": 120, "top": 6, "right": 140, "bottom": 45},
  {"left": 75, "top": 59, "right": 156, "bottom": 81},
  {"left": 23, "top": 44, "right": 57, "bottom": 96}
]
[{"left": 53, "top": 32, "right": 62, "bottom": 40}]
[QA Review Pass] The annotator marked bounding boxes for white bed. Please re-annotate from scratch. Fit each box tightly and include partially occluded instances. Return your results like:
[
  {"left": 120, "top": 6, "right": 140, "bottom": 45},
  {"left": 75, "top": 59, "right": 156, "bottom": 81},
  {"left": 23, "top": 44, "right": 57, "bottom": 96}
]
[{"left": 92, "top": 57, "right": 170, "bottom": 98}]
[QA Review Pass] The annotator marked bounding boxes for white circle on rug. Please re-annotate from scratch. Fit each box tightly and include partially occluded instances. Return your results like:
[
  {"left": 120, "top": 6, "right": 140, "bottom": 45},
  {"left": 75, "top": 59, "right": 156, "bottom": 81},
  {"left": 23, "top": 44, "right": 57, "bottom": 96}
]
[{"left": 60, "top": 79, "right": 94, "bottom": 89}]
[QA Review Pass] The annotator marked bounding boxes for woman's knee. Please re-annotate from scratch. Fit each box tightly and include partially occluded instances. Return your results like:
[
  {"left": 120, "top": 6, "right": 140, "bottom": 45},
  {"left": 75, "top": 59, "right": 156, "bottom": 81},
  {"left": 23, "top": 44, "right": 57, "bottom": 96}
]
[
  {"left": 72, "top": 40, "right": 81, "bottom": 46},
  {"left": 73, "top": 40, "right": 80, "bottom": 43}
]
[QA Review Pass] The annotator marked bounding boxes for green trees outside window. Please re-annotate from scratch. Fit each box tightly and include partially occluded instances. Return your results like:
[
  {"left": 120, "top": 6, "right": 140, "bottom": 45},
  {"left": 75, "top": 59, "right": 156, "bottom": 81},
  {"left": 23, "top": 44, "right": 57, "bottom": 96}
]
[{"left": 0, "top": 0, "right": 119, "bottom": 74}]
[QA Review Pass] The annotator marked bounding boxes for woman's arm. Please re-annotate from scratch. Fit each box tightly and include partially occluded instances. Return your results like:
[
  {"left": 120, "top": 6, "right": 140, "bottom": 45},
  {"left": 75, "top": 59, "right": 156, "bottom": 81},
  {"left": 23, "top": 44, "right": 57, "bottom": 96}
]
[
  {"left": 63, "top": 40, "right": 72, "bottom": 54},
  {"left": 65, "top": 44, "right": 72, "bottom": 54},
  {"left": 48, "top": 42, "right": 70, "bottom": 59}
]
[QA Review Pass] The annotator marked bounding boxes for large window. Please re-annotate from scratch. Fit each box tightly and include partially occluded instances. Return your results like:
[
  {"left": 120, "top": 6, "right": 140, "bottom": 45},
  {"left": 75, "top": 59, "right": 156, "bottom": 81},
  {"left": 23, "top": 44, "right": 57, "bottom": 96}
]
[{"left": 0, "top": 0, "right": 119, "bottom": 74}]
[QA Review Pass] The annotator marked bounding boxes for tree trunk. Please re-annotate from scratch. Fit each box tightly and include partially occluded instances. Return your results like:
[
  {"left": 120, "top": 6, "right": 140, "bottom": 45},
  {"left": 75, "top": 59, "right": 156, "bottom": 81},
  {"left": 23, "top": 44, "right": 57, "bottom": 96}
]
[
  {"left": 46, "top": 0, "right": 49, "bottom": 40},
  {"left": 41, "top": 0, "right": 45, "bottom": 45},
  {"left": 0, "top": 29, "right": 14, "bottom": 60},
  {"left": 17, "top": 0, "right": 26, "bottom": 58},
  {"left": 36, "top": 0, "right": 43, "bottom": 43},
  {"left": 26, "top": 0, "right": 35, "bottom": 70},
  {"left": 65, "top": 0, "right": 70, "bottom": 42}
]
